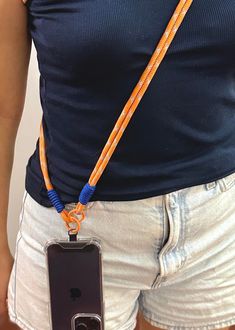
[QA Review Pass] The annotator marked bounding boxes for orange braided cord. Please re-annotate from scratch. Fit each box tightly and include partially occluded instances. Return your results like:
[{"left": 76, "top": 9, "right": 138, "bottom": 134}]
[
  {"left": 89, "top": 0, "right": 193, "bottom": 186},
  {"left": 39, "top": 121, "right": 53, "bottom": 190},
  {"left": 38, "top": 0, "right": 194, "bottom": 233}
]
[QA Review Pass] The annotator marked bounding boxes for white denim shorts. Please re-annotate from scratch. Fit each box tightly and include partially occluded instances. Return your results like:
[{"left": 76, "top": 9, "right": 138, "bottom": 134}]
[{"left": 7, "top": 170, "right": 235, "bottom": 330}]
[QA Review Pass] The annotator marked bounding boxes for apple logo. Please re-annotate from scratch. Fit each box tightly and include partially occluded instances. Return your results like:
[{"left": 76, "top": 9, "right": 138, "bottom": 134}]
[{"left": 70, "top": 288, "right": 81, "bottom": 301}]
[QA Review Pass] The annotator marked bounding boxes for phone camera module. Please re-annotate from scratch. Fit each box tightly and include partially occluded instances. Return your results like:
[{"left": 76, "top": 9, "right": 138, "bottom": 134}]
[{"left": 90, "top": 317, "right": 100, "bottom": 329}]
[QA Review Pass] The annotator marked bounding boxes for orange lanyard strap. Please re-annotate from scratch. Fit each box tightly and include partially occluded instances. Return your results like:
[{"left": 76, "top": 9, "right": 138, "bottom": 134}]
[{"left": 39, "top": 0, "right": 193, "bottom": 234}]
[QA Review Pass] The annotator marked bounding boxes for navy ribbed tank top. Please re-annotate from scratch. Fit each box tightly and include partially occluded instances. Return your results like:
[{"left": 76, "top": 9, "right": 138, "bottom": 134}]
[{"left": 24, "top": 0, "right": 235, "bottom": 207}]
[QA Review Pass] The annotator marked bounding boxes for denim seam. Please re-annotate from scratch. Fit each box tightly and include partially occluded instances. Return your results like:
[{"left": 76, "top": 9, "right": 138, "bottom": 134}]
[
  {"left": 13, "top": 191, "right": 28, "bottom": 318},
  {"left": 8, "top": 312, "right": 33, "bottom": 330},
  {"left": 161, "top": 197, "right": 169, "bottom": 249},
  {"left": 151, "top": 198, "right": 169, "bottom": 288},
  {"left": 171, "top": 192, "right": 185, "bottom": 271},
  {"left": 216, "top": 171, "right": 235, "bottom": 193},
  {"left": 178, "top": 191, "right": 188, "bottom": 269},
  {"left": 158, "top": 193, "right": 178, "bottom": 280},
  {"left": 163, "top": 192, "right": 181, "bottom": 277},
  {"left": 140, "top": 305, "right": 235, "bottom": 330}
]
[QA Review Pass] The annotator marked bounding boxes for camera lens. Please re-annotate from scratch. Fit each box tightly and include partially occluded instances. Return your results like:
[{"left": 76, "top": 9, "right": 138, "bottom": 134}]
[
  {"left": 90, "top": 317, "right": 99, "bottom": 329},
  {"left": 77, "top": 324, "right": 87, "bottom": 330}
]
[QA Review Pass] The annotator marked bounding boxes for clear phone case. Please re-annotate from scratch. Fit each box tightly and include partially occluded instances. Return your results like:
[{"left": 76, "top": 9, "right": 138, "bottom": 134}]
[{"left": 44, "top": 237, "right": 104, "bottom": 330}]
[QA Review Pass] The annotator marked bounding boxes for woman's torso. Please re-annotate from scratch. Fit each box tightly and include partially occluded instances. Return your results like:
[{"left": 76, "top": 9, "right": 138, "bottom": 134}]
[{"left": 23, "top": 0, "right": 235, "bottom": 206}]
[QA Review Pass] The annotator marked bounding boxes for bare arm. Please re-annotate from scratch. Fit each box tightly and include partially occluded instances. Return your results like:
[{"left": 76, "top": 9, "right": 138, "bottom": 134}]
[
  {"left": 0, "top": 0, "right": 31, "bottom": 251},
  {"left": 0, "top": 0, "right": 31, "bottom": 316}
]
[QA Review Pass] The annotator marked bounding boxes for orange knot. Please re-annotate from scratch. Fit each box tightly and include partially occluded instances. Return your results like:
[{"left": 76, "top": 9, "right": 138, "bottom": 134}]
[
  {"left": 60, "top": 208, "right": 85, "bottom": 234},
  {"left": 68, "top": 202, "right": 86, "bottom": 216}
]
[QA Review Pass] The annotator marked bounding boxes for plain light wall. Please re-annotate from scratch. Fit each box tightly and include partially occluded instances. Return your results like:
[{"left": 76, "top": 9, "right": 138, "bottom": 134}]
[{"left": 7, "top": 44, "right": 41, "bottom": 256}]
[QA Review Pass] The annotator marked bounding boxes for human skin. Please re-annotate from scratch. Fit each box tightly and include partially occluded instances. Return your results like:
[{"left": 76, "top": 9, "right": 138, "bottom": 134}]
[{"left": 0, "top": 0, "right": 31, "bottom": 328}]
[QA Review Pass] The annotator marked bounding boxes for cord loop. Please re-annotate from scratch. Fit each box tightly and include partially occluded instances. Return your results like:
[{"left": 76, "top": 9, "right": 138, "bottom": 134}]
[{"left": 60, "top": 209, "right": 84, "bottom": 234}]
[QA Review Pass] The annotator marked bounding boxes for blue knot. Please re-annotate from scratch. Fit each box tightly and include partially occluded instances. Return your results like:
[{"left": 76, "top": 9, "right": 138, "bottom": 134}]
[
  {"left": 47, "top": 189, "right": 64, "bottom": 212},
  {"left": 79, "top": 183, "right": 96, "bottom": 205}
]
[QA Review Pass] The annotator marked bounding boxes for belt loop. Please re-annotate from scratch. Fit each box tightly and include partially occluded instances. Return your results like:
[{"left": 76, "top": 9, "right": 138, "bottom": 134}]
[
  {"left": 217, "top": 178, "right": 227, "bottom": 192},
  {"left": 218, "top": 171, "right": 235, "bottom": 192},
  {"left": 205, "top": 172, "right": 235, "bottom": 192},
  {"left": 205, "top": 181, "right": 217, "bottom": 190}
]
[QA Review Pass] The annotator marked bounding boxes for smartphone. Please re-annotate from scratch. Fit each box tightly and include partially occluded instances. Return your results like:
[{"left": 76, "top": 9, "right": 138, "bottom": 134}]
[{"left": 44, "top": 237, "right": 104, "bottom": 330}]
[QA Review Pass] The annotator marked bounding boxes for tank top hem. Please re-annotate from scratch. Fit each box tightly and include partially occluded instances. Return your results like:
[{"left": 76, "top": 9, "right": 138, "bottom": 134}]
[{"left": 25, "top": 166, "right": 235, "bottom": 208}]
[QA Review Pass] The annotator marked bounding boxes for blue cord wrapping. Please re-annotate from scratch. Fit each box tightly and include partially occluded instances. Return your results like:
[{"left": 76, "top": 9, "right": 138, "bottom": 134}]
[
  {"left": 79, "top": 183, "right": 96, "bottom": 205},
  {"left": 47, "top": 189, "right": 64, "bottom": 213}
]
